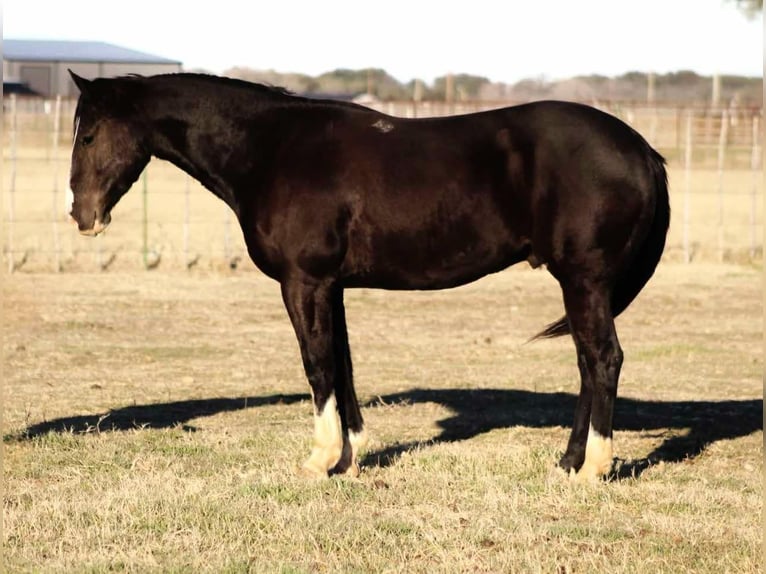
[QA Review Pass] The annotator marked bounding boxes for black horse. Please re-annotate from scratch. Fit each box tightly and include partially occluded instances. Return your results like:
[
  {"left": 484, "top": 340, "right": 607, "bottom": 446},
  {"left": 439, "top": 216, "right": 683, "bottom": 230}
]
[{"left": 67, "top": 71, "right": 669, "bottom": 481}]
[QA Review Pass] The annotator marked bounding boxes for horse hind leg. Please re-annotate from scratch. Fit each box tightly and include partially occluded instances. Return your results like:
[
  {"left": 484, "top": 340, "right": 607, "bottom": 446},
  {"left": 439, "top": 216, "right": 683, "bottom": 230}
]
[
  {"left": 560, "top": 280, "right": 623, "bottom": 481},
  {"left": 559, "top": 377, "right": 593, "bottom": 473}
]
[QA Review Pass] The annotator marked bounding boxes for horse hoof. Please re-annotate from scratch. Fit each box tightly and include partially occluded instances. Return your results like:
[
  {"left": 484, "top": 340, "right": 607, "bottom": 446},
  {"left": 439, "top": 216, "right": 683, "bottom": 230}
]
[
  {"left": 297, "top": 462, "right": 329, "bottom": 480},
  {"left": 558, "top": 453, "right": 583, "bottom": 474},
  {"left": 572, "top": 462, "right": 607, "bottom": 483},
  {"left": 331, "top": 462, "right": 360, "bottom": 478}
]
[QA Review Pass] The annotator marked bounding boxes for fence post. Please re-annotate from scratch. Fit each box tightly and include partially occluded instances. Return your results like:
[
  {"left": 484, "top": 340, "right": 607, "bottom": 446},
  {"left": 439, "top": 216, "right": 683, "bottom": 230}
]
[
  {"left": 716, "top": 109, "right": 728, "bottom": 262},
  {"left": 51, "top": 96, "right": 62, "bottom": 272},
  {"left": 683, "top": 111, "right": 693, "bottom": 263},
  {"left": 412, "top": 79, "right": 423, "bottom": 118},
  {"left": 649, "top": 106, "right": 658, "bottom": 146},
  {"left": 142, "top": 171, "right": 149, "bottom": 269},
  {"left": 184, "top": 176, "right": 190, "bottom": 267},
  {"left": 7, "top": 94, "right": 18, "bottom": 273},
  {"left": 223, "top": 205, "right": 231, "bottom": 265},
  {"left": 751, "top": 115, "right": 761, "bottom": 260}
]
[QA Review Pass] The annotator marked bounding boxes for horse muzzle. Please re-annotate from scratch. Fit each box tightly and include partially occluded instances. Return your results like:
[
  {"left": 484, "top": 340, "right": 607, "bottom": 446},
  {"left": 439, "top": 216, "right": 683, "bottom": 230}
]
[{"left": 74, "top": 210, "right": 112, "bottom": 236}]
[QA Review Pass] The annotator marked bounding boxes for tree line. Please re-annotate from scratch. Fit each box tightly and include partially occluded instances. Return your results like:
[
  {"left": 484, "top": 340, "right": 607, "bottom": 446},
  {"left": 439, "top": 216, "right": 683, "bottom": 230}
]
[{"left": 221, "top": 67, "right": 762, "bottom": 105}]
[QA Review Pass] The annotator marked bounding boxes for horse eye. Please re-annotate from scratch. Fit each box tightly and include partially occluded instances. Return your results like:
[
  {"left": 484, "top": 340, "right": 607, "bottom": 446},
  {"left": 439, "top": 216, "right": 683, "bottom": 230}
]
[{"left": 82, "top": 135, "right": 94, "bottom": 146}]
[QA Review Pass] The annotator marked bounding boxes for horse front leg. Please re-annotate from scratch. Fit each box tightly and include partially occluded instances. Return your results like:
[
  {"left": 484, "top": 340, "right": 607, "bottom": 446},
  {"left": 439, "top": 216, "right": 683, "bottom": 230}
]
[
  {"left": 281, "top": 278, "right": 343, "bottom": 478},
  {"left": 328, "top": 286, "right": 367, "bottom": 477}
]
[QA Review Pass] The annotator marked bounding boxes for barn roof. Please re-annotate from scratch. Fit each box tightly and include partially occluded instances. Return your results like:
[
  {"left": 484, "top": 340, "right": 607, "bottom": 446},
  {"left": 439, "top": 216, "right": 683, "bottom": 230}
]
[{"left": 3, "top": 39, "right": 181, "bottom": 65}]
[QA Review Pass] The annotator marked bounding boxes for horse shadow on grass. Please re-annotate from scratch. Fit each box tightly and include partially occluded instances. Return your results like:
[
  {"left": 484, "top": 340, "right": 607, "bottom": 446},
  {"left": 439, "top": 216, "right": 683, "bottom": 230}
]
[
  {"left": 7, "top": 394, "right": 310, "bottom": 438},
  {"left": 358, "top": 389, "right": 762, "bottom": 479},
  {"left": 7, "top": 389, "right": 762, "bottom": 480}
]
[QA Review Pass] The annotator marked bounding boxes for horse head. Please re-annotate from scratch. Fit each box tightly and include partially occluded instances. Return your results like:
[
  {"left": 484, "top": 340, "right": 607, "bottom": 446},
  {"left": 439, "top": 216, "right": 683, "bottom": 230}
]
[{"left": 68, "top": 70, "right": 151, "bottom": 236}]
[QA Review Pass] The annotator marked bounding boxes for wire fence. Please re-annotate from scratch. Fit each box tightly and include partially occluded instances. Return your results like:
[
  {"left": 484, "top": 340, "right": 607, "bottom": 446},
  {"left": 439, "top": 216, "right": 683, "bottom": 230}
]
[{"left": 2, "top": 95, "right": 762, "bottom": 272}]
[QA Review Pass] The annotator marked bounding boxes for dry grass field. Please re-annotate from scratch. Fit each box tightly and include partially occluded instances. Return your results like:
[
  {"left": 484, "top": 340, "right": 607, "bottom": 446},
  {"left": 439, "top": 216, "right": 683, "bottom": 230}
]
[{"left": 2, "top": 260, "right": 762, "bottom": 573}]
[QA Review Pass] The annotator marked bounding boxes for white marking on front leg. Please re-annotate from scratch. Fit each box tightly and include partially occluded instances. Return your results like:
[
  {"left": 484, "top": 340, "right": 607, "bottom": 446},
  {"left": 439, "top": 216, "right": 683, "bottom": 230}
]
[
  {"left": 574, "top": 424, "right": 613, "bottom": 482},
  {"left": 301, "top": 394, "right": 343, "bottom": 478}
]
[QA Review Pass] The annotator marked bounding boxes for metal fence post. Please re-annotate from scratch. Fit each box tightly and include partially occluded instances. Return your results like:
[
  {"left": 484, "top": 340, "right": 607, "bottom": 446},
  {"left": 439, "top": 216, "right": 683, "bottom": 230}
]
[
  {"left": 7, "top": 95, "right": 18, "bottom": 273},
  {"left": 184, "top": 175, "right": 191, "bottom": 268},
  {"left": 223, "top": 205, "right": 231, "bottom": 265},
  {"left": 751, "top": 115, "right": 761, "bottom": 260},
  {"left": 716, "top": 109, "right": 728, "bottom": 262},
  {"left": 142, "top": 170, "right": 149, "bottom": 269},
  {"left": 51, "top": 95, "right": 62, "bottom": 272},
  {"left": 683, "top": 111, "right": 693, "bottom": 263}
]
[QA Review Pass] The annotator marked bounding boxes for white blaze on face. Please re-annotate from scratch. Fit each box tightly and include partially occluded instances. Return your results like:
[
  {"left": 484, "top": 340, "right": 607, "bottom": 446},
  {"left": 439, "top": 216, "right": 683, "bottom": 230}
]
[
  {"left": 65, "top": 188, "right": 74, "bottom": 219},
  {"left": 68, "top": 115, "right": 80, "bottom": 220}
]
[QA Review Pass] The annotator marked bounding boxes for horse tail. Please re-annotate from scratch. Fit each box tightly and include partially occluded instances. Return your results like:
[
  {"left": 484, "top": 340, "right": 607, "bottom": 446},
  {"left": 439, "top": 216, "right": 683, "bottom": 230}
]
[{"left": 532, "top": 146, "right": 670, "bottom": 341}]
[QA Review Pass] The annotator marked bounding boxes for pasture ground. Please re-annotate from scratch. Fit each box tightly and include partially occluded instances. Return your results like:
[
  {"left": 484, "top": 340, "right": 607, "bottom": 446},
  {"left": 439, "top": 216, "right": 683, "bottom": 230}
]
[{"left": 2, "top": 262, "right": 763, "bottom": 573}]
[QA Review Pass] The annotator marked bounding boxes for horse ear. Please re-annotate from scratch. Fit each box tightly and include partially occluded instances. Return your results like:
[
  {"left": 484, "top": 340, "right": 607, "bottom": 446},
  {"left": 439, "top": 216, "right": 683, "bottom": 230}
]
[{"left": 69, "top": 69, "right": 92, "bottom": 94}]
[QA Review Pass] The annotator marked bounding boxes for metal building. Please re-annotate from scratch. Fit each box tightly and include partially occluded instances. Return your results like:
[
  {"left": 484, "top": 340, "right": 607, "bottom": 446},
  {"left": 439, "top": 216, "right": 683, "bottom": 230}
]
[{"left": 3, "top": 39, "right": 182, "bottom": 97}]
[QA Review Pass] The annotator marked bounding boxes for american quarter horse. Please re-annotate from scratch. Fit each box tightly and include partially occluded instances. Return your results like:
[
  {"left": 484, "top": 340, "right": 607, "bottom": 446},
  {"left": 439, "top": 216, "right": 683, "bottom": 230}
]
[{"left": 67, "top": 71, "right": 669, "bottom": 481}]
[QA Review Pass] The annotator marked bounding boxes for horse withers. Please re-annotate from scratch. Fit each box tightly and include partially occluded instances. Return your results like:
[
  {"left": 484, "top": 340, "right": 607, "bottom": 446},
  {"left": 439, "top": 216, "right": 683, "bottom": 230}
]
[{"left": 67, "top": 71, "right": 669, "bottom": 481}]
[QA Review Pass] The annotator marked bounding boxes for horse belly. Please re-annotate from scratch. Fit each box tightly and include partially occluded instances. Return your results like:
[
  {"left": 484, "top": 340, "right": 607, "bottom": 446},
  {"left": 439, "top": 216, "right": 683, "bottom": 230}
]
[{"left": 341, "top": 207, "right": 527, "bottom": 290}]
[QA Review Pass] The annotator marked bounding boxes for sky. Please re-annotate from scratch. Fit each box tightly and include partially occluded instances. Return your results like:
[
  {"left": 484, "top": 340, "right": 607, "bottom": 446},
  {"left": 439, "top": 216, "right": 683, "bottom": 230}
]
[{"left": 3, "top": 0, "right": 763, "bottom": 84}]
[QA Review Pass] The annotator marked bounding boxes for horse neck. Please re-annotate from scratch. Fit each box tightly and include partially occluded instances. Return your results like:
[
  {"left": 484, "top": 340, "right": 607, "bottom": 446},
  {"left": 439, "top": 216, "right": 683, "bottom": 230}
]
[{"left": 144, "top": 86, "right": 283, "bottom": 215}]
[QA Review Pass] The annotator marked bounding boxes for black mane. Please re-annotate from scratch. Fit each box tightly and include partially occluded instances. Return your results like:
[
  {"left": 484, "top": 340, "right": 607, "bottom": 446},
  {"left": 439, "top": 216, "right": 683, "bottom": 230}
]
[
  {"left": 115, "top": 72, "right": 294, "bottom": 98},
  {"left": 105, "top": 73, "right": 375, "bottom": 113}
]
